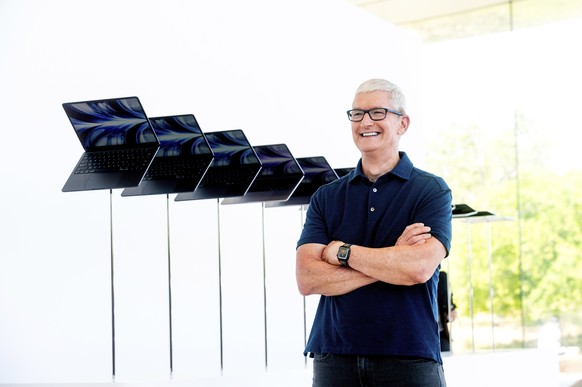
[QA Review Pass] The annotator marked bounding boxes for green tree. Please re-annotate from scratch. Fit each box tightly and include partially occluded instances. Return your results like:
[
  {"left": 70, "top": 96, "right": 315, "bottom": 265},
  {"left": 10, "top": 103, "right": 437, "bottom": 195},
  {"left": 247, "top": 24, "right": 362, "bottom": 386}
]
[{"left": 425, "top": 120, "right": 582, "bottom": 350}]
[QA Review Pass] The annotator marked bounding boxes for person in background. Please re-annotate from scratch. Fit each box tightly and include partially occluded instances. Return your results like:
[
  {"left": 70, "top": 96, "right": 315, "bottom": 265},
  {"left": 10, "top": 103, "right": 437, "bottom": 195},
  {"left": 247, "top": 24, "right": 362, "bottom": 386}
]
[
  {"left": 296, "top": 78, "right": 453, "bottom": 386},
  {"left": 438, "top": 270, "right": 458, "bottom": 352}
]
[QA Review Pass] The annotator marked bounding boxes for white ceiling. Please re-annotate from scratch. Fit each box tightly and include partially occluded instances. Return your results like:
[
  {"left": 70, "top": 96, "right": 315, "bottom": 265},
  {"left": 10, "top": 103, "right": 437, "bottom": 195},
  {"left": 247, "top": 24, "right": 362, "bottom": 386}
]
[
  {"left": 341, "top": 0, "right": 582, "bottom": 42},
  {"left": 344, "top": 0, "right": 522, "bottom": 24}
]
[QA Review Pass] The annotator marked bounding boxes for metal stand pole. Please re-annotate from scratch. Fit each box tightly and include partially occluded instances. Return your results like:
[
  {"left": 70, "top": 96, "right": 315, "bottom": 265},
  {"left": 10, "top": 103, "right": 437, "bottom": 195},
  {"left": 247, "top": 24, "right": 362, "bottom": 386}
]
[
  {"left": 166, "top": 194, "right": 174, "bottom": 375},
  {"left": 216, "top": 199, "right": 224, "bottom": 373},
  {"left": 486, "top": 220, "right": 495, "bottom": 350},
  {"left": 261, "top": 203, "right": 268, "bottom": 370},
  {"left": 109, "top": 189, "right": 116, "bottom": 379},
  {"left": 300, "top": 205, "right": 307, "bottom": 367},
  {"left": 467, "top": 221, "right": 475, "bottom": 353}
]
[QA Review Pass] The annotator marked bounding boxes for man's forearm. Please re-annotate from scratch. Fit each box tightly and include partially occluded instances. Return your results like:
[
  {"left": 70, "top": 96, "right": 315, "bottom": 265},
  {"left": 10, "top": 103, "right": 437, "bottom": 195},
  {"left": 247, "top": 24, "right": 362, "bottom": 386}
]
[
  {"left": 296, "top": 245, "right": 377, "bottom": 296},
  {"left": 344, "top": 240, "right": 445, "bottom": 286}
]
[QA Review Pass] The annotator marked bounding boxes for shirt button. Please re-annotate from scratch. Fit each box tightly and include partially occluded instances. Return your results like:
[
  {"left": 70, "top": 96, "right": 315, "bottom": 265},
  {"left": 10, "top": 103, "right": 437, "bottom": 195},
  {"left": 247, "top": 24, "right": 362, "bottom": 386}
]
[
  {"left": 370, "top": 207, "right": 375, "bottom": 212},
  {"left": 373, "top": 188, "right": 377, "bottom": 193}
]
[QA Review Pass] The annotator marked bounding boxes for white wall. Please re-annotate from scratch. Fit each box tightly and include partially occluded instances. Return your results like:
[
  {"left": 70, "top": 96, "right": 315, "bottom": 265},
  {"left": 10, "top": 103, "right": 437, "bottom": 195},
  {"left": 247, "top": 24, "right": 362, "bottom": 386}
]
[{"left": 0, "top": 0, "right": 422, "bottom": 383}]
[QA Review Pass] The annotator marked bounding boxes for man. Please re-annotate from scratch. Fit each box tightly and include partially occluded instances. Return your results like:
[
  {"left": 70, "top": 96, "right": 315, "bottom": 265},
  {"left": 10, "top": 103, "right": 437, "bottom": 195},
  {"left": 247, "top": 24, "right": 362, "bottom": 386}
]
[{"left": 296, "top": 78, "right": 452, "bottom": 386}]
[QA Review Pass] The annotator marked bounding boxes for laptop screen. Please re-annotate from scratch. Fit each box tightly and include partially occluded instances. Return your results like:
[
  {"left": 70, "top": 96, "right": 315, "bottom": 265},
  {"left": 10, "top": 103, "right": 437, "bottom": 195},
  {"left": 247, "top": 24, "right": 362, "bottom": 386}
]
[
  {"left": 205, "top": 130, "right": 259, "bottom": 166},
  {"left": 149, "top": 115, "right": 212, "bottom": 157},
  {"left": 334, "top": 167, "right": 355, "bottom": 177},
  {"left": 254, "top": 144, "right": 303, "bottom": 177},
  {"left": 264, "top": 155, "right": 338, "bottom": 207},
  {"left": 297, "top": 156, "right": 338, "bottom": 185},
  {"left": 63, "top": 96, "right": 158, "bottom": 150}
]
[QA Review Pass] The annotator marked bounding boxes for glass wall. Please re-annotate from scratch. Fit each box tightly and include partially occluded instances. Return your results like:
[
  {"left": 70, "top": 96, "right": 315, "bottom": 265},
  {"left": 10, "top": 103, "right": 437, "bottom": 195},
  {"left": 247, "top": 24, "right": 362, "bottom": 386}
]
[{"left": 412, "top": 1, "right": 582, "bottom": 355}]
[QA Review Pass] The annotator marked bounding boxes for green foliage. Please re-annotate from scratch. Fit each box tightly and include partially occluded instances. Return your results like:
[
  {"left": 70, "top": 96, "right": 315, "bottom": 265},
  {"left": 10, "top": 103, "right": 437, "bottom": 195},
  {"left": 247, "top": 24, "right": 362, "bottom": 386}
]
[
  {"left": 426, "top": 119, "right": 582, "bottom": 343},
  {"left": 519, "top": 171, "right": 582, "bottom": 320}
]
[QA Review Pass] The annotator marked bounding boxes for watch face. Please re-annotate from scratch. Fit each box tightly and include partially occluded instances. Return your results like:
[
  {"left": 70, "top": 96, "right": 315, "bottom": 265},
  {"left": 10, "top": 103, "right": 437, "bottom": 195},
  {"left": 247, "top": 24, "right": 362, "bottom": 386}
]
[{"left": 338, "top": 246, "right": 350, "bottom": 259}]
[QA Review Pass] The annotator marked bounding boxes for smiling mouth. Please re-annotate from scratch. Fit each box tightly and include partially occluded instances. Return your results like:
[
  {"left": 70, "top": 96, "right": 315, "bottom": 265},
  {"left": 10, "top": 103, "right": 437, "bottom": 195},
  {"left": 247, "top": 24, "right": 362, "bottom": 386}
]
[{"left": 361, "top": 132, "right": 379, "bottom": 137}]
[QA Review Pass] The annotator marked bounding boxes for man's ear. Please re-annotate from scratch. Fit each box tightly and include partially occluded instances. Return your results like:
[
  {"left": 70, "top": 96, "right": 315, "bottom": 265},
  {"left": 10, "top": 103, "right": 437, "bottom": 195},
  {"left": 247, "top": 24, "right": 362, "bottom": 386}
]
[{"left": 397, "top": 115, "right": 410, "bottom": 135}]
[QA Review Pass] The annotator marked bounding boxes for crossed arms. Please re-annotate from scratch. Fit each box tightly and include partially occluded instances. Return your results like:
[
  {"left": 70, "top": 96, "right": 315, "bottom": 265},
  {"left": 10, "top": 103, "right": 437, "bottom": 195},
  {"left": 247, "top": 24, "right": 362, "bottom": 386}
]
[{"left": 296, "top": 223, "right": 447, "bottom": 297}]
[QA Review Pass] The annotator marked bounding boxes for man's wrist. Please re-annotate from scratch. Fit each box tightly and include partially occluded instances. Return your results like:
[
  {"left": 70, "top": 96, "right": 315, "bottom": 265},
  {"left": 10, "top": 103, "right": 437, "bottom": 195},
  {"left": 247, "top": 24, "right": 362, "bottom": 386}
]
[{"left": 337, "top": 243, "right": 352, "bottom": 267}]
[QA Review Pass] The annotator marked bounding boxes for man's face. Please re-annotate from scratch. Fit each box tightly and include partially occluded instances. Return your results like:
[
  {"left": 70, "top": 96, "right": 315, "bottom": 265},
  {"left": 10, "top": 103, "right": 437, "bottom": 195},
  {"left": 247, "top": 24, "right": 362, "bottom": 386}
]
[{"left": 350, "top": 90, "right": 409, "bottom": 156}]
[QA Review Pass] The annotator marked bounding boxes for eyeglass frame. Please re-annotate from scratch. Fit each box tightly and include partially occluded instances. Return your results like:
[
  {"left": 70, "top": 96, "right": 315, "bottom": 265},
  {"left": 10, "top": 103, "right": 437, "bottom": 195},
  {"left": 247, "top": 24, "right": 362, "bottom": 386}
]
[{"left": 346, "top": 107, "right": 403, "bottom": 122}]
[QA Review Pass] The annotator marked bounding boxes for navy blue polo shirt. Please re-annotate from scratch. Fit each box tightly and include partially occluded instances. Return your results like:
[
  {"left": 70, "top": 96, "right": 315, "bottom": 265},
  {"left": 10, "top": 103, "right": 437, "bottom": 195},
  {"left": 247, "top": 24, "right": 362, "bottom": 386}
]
[{"left": 297, "top": 152, "right": 452, "bottom": 364}]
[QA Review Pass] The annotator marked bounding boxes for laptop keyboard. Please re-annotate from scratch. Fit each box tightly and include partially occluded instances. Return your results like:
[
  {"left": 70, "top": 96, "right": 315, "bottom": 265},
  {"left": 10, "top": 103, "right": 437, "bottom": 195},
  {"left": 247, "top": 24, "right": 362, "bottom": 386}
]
[
  {"left": 251, "top": 179, "right": 299, "bottom": 193},
  {"left": 142, "top": 158, "right": 208, "bottom": 181},
  {"left": 74, "top": 148, "right": 155, "bottom": 174},
  {"left": 202, "top": 166, "right": 259, "bottom": 186}
]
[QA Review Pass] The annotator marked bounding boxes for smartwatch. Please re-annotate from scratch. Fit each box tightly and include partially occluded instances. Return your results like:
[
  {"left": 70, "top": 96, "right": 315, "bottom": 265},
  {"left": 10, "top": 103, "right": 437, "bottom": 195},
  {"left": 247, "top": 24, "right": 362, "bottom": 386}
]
[{"left": 337, "top": 243, "right": 352, "bottom": 267}]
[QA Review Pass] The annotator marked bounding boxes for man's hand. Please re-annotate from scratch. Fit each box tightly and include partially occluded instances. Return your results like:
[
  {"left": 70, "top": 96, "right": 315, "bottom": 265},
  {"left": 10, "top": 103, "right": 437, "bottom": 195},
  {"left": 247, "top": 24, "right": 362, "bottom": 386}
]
[
  {"left": 321, "top": 240, "right": 345, "bottom": 266},
  {"left": 396, "top": 223, "right": 432, "bottom": 246}
]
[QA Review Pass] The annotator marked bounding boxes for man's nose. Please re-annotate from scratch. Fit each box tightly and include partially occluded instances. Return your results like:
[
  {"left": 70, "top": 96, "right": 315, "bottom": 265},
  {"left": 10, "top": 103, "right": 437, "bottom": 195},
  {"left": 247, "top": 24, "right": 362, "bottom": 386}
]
[{"left": 362, "top": 111, "right": 375, "bottom": 123}]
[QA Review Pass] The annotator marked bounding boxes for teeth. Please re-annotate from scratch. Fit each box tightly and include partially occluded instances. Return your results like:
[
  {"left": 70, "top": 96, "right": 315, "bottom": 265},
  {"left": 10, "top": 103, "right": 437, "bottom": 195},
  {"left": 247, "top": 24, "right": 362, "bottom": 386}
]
[{"left": 362, "top": 132, "right": 379, "bottom": 137}]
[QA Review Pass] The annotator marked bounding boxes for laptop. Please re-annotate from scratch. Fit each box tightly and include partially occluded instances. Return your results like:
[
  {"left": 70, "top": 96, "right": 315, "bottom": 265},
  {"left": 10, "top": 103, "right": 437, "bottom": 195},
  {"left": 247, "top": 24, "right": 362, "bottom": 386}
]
[
  {"left": 174, "top": 129, "right": 262, "bottom": 201},
  {"left": 62, "top": 96, "right": 159, "bottom": 192},
  {"left": 265, "top": 156, "right": 339, "bottom": 207},
  {"left": 221, "top": 143, "right": 305, "bottom": 205},
  {"left": 121, "top": 114, "right": 214, "bottom": 197},
  {"left": 452, "top": 203, "right": 478, "bottom": 218},
  {"left": 334, "top": 167, "right": 355, "bottom": 177}
]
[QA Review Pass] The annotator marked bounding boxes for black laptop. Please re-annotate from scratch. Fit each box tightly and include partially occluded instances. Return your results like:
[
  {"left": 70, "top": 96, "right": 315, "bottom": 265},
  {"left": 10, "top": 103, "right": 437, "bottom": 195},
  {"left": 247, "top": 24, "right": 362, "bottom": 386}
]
[
  {"left": 62, "top": 96, "right": 159, "bottom": 192},
  {"left": 174, "top": 129, "right": 262, "bottom": 201},
  {"left": 221, "top": 143, "right": 305, "bottom": 205},
  {"left": 452, "top": 203, "right": 478, "bottom": 218},
  {"left": 334, "top": 167, "right": 355, "bottom": 177},
  {"left": 121, "top": 114, "right": 214, "bottom": 197},
  {"left": 265, "top": 156, "right": 339, "bottom": 207}
]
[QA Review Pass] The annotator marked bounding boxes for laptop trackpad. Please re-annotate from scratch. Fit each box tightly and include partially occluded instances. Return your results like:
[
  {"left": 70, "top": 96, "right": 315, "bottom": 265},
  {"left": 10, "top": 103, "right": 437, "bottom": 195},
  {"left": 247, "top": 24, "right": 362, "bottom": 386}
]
[{"left": 87, "top": 173, "right": 124, "bottom": 190}]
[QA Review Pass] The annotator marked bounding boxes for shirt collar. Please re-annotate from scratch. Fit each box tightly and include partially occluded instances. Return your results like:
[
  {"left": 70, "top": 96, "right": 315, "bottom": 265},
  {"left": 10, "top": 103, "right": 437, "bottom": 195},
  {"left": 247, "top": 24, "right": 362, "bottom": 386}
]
[{"left": 350, "top": 151, "right": 413, "bottom": 183}]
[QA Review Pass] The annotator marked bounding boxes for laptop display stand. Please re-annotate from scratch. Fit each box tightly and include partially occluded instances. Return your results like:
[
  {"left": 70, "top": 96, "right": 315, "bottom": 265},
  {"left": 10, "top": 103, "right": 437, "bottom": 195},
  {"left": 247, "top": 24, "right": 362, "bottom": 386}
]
[
  {"left": 166, "top": 194, "right": 175, "bottom": 376},
  {"left": 300, "top": 204, "right": 308, "bottom": 367},
  {"left": 261, "top": 202, "right": 307, "bottom": 370},
  {"left": 98, "top": 175, "right": 314, "bottom": 378},
  {"left": 109, "top": 190, "right": 117, "bottom": 379},
  {"left": 108, "top": 192, "right": 176, "bottom": 379},
  {"left": 261, "top": 203, "right": 269, "bottom": 370},
  {"left": 455, "top": 212, "right": 513, "bottom": 353},
  {"left": 216, "top": 198, "right": 225, "bottom": 373}
]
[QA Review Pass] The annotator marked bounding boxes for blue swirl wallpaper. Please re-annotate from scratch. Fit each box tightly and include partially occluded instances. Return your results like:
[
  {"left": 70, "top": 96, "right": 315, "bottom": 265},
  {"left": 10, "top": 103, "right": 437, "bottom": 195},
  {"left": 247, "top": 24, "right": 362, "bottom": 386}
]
[
  {"left": 298, "top": 157, "right": 337, "bottom": 184},
  {"left": 63, "top": 97, "right": 158, "bottom": 149},
  {"left": 205, "top": 130, "right": 259, "bottom": 167},
  {"left": 254, "top": 144, "right": 303, "bottom": 176},
  {"left": 149, "top": 115, "right": 213, "bottom": 157}
]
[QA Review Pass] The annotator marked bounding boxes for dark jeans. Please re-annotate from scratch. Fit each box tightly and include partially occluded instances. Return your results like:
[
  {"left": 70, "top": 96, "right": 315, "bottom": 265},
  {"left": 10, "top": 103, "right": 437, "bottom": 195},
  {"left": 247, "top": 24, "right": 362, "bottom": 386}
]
[{"left": 312, "top": 353, "right": 447, "bottom": 387}]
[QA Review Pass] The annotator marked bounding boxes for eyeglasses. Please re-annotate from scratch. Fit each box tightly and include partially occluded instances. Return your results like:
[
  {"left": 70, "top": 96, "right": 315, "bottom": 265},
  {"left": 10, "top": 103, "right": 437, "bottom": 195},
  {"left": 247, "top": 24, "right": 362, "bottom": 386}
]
[{"left": 346, "top": 108, "right": 403, "bottom": 122}]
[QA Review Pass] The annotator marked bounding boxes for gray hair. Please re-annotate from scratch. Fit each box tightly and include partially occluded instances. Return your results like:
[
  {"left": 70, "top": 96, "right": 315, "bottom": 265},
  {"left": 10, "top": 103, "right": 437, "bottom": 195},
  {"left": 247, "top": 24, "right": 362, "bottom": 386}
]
[{"left": 355, "top": 78, "right": 407, "bottom": 114}]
